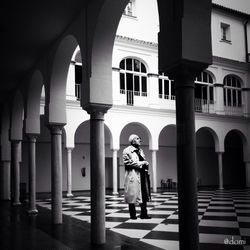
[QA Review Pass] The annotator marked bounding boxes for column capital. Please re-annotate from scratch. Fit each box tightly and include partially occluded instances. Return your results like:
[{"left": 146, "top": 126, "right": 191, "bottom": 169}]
[
  {"left": 163, "top": 61, "right": 209, "bottom": 87},
  {"left": 86, "top": 104, "right": 111, "bottom": 120},
  {"left": 10, "top": 139, "right": 21, "bottom": 143},
  {"left": 47, "top": 123, "right": 65, "bottom": 135},
  {"left": 26, "top": 133, "right": 39, "bottom": 142}
]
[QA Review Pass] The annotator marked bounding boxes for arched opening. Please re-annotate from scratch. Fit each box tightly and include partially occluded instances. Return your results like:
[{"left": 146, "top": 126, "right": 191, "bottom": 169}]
[
  {"left": 158, "top": 125, "right": 177, "bottom": 189},
  {"left": 223, "top": 130, "right": 245, "bottom": 188},
  {"left": 196, "top": 128, "right": 218, "bottom": 187},
  {"left": 73, "top": 120, "right": 112, "bottom": 192},
  {"left": 119, "top": 122, "right": 150, "bottom": 190}
]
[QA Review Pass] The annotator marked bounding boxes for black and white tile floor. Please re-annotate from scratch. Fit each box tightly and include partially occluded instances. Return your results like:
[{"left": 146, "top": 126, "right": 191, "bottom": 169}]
[{"left": 37, "top": 189, "right": 250, "bottom": 250}]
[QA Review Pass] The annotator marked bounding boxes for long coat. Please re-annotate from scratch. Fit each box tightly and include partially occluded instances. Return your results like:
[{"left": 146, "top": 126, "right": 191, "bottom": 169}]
[{"left": 123, "top": 145, "right": 151, "bottom": 204}]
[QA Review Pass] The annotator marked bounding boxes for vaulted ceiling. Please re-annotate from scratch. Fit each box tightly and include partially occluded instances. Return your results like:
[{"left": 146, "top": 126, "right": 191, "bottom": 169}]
[{"left": 0, "top": 0, "right": 87, "bottom": 100}]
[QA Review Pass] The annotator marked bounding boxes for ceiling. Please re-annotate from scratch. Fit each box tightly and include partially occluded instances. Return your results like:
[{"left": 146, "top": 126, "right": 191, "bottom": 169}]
[{"left": 0, "top": 0, "right": 86, "bottom": 101}]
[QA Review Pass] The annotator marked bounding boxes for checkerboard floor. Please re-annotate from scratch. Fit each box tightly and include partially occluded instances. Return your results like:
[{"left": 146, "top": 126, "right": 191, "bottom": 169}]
[{"left": 37, "top": 189, "right": 250, "bottom": 250}]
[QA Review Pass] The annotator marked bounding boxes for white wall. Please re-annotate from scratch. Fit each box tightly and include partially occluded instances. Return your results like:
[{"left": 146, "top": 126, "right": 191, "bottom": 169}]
[{"left": 211, "top": 10, "right": 246, "bottom": 62}]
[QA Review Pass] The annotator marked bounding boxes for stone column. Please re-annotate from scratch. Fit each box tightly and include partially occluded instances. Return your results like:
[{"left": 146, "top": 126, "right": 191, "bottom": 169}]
[
  {"left": 112, "top": 149, "right": 119, "bottom": 195},
  {"left": 217, "top": 152, "right": 224, "bottom": 190},
  {"left": 245, "top": 161, "right": 250, "bottom": 187},
  {"left": 11, "top": 140, "right": 21, "bottom": 206},
  {"left": 0, "top": 161, "right": 11, "bottom": 200},
  {"left": 27, "top": 134, "right": 38, "bottom": 215},
  {"left": 148, "top": 73, "right": 160, "bottom": 108},
  {"left": 151, "top": 150, "right": 157, "bottom": 193},
  {"left": 66, "top": 148, "right": 73, "bottom": 197},
  {"left": 89, "top": 106, "right": 108, "bottom": 245},
  {"left": 214, "top": 83, "right": 225, "bottom": 115},
  {"left": 175, "top": 72, "right": 199, "bottom": 250},
  {"left": 49, "top": 125, "right": 64, "bottom": 224}
]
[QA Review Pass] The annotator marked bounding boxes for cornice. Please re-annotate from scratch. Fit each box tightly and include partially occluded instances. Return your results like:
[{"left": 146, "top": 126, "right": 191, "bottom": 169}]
[
  {"left": 212, "top": 56, "right": 250, "bottom": 71},
  {"left": 115, "top": 35, "right": 158, "bottom": 49},
  {"left": 212, "top": 3, "right": 250, "bottom": 19}
]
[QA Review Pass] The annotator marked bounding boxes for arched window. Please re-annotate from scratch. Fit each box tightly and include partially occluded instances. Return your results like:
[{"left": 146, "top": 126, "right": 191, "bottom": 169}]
[
  {"left": 158, "top": 72, "right": 175, "bottom": 100},
  {"left": 195, "top": 71, "right": 214, "bottom": 112},
  {"left": 74, "top": 50, "right": 82, "bottom": 100},
  {"left": 119, "top": 58, "right": 147, "bottom": 105},
  {"left": 223, "top": 75, "right": 242, "bottom": 107}
]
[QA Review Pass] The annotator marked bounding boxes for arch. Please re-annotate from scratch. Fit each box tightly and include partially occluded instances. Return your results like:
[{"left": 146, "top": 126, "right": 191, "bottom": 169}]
[
  {"left": 119, "top": 56, "right": 149, "bottom": 72},
  {"left": 224, "top": 129, "right": 249, "bottom": 160},
  {"left": 196, "top": 127, "right": 218, "bottom": 187},
  {"left": 158, "top": 124, "right": 176, "bottom": 146},
  {"left": 47, "top": 34, "right": 79, "bottom": 124},
  {"left": 81, "top": 0, "right": 129, "bottom": 109},
  {"left": 158, "top": 124, "right": 177, "bottom": 186},
  {"left": 119, "top": 121, "right": 152, "bottom": 149},
  {"left": 103, "top": 123, "right": 113, "bottom": 149},
  {"left": 196, "top": 126, "right": 219, "bottom": 152},
  {"left": 223, "top": 74, "right": 243, "bottom": 87},
  {"left": 223, "top": 129, "right": 246, "bottom": 187},
  {"left": 25, "top": 69, "right": 44, "bottom": 134}
]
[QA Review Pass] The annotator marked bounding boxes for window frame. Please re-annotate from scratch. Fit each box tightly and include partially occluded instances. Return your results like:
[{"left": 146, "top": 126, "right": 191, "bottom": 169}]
[
  {"left": 158, "top": 73, "right": 175, "bottom": 100},
  {"left": 119, "top": 58, "right": 148, "bottom": 103},
  {"left": 223, "top": 75, "right": 242, "bottom": 107},
  {"left": 220, "top": 22, "right": 231, "bottom": 43}
]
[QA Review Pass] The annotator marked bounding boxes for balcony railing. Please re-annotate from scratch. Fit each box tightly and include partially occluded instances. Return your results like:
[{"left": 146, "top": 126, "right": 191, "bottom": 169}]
[
  {"left": 75, "top": 83, "right": 81, "bottom": 100},
  {"left": 194, "top": 98, "right": 214, "bottom": 113},
  {"left": 224, "top": 105, "right": 243, "bottom": 116}
]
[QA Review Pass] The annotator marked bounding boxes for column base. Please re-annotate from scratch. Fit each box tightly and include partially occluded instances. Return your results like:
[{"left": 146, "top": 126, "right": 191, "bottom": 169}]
[
  {"left": 27, "top": 209, "right": 38, "bottom": 215},
  {"left": 218, "top": 187, "right": 224, "bottom": 190},
  {"left": 112, "top": 191, "right": 119, "bottom": 195},
  {"left": 66, "top": 193, "right": 74, "bottom": 198},
  {"left": 12, "top": 202, "right": 21, "bottom": 206}
]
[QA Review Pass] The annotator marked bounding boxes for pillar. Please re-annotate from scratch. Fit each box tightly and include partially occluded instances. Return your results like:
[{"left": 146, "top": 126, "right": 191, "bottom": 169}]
[
  {"left": 245, "top": 161, "right": 250, "bottom": 187},
  {"left": 242, "top": 88, "right": 250, "bottom": 117},
  {"left": 11, "top": 140, "right": 21, "bottom": 206},
  {"left": 112, "top": 149, "right": 119, "bottom": 195},
  {"left": 66, "top": 148, "right": 73, "bottom": 197},
  {"left": 89, "top": 106, "right": 108, "bottom": 245},
  {"left": 148, "top": 73, "right": 159, "bottom": 108},
  {"left": 151, "top": 150, "right": 157, "bottom": 193},
  {"left": 27, "top": 134, "right": 38, "bottom": 215},
  {"left": 214, "top": 83, "right": 225, "bottom": 115},
  {"left": 49, "top": 125, "right": 64, "bottom": 224},
  {"left": 175, "top": 72, "right": 199, "bottom": 250},
  {"left": 217, "top": 152, "right": 224, "bottom": 189},
  {"left": 1, "top": 161, "right": 11, "bottom": 200}
]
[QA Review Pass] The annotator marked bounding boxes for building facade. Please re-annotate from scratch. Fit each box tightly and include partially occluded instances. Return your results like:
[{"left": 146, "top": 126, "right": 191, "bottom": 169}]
[{"left": 19, "top": 0, "right": 250, "bottom": 195}]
